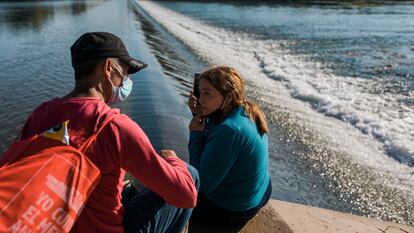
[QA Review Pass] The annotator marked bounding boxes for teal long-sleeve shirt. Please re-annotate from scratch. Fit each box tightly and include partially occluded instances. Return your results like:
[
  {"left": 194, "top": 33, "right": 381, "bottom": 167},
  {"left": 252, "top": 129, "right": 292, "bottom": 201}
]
[{"left": 189, "top": 106, "right": 270, "bottom": 212}]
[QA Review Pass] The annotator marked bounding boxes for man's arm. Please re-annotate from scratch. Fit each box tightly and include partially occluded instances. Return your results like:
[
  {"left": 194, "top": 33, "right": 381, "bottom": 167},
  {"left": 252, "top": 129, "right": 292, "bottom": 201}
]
[{"left": 112, "top": 115, "right": 197, "bottom": 208}]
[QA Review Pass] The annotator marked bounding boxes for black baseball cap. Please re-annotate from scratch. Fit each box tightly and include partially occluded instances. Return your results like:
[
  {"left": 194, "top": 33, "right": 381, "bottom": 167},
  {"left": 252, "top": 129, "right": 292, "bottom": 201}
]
[{"left": 70, "top": 32, "right": 148, "bottom": 74}]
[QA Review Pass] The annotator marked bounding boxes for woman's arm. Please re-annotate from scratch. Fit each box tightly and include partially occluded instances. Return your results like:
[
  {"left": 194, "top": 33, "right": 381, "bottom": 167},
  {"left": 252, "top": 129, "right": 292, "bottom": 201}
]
[{"left": 189, "top": 125, "right": 240, "bottom": 193}]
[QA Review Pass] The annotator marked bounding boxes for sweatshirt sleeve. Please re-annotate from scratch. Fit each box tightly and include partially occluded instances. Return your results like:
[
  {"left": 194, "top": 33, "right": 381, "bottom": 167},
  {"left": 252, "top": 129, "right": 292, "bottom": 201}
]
[
  {"left": 112, "top": 115, "right": 197, "bottom": 208},
  {"left": 20, "top": 105, "right": 45, "bottom": 140},
  {"left": 189, "top": 125, "right": 239, "bottom": 193},
  {"left": 20, "top": 115, "right": 34, "bottom": 140}
]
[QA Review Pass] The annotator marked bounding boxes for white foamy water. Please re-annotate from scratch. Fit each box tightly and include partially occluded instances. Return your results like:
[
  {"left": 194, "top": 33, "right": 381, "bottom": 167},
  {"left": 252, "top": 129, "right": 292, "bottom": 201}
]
[{"left": 136, "top": 1, "right": 414, "bottom": 196}]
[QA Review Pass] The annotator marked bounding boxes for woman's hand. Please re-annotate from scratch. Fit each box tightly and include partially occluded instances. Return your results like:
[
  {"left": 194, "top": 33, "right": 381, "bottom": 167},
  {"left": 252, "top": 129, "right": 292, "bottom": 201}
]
[
  {"left": 189, "top": 114, "right": 206, "bottom": 132},
  {"left": 188, "top": 92, "right": 200, "bottom": 115},
  {"left": 160, "top": 149, "right": 178, "bottom": 159}
]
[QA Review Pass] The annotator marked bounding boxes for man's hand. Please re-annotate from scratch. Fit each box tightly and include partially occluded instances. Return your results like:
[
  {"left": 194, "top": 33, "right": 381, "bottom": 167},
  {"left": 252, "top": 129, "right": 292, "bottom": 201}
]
[{"left": 160, "top": 149, "right": 178, "bottom": 159}]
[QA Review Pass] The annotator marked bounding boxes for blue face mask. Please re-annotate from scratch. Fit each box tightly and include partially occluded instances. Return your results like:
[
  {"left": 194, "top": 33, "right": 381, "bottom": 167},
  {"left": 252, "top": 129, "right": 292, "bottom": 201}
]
[{"left": 107, "top": 65, "right": 133, "bottom": 105}]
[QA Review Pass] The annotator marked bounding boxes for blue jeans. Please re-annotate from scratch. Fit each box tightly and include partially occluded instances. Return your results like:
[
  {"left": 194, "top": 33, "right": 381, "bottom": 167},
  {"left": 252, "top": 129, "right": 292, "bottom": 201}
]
[{"left": 122, "top": 165, "right": 200, "bottom": 233}]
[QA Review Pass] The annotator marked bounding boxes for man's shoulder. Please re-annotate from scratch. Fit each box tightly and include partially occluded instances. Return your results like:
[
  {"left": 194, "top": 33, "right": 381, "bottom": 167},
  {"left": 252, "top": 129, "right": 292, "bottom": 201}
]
[
  {"left": 34, "top": 97, "right": 105, "bottom": 112},
  {"left": 111, "top": 113, "right": 132, "bottom": 124},
  {"left": 110, "top": 113, "right": 141, "bottom": 131}
]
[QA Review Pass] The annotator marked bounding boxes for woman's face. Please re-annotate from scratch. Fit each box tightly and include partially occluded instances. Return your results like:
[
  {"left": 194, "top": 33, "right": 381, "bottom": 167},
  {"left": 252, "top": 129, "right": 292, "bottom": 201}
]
[{"left": 198, "top": 79, "right": 225, "bottom": 116}]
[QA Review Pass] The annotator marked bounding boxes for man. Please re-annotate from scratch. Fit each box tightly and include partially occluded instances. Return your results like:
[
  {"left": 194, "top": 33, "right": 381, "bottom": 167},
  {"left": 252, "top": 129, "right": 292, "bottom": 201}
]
[{"left": 20, "top": 32, "right": 199, "bottom": 233}]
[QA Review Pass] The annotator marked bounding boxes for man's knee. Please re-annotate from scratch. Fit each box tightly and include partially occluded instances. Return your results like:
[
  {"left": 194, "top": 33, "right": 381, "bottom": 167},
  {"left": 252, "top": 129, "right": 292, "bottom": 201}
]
[{"left": 186, "top": 164, "right": 200, "bottom": 191}]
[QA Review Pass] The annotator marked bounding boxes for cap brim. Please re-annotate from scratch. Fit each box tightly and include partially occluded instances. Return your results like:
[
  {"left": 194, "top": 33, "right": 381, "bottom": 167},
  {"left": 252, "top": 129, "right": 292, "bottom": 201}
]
[{"left": 119, "top": 56, "right": 148, "bottom": 74}]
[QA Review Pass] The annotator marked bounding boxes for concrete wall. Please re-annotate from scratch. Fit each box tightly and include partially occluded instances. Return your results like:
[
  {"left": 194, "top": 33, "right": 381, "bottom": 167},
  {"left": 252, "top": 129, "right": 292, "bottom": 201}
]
[{"left": 189, "top": 199, "right": 414, "bottom": 233}]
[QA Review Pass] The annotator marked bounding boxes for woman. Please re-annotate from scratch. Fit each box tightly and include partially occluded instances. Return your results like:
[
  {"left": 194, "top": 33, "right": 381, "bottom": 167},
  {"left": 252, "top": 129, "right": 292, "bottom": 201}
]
[{"left": 188, "top": 66, "right": 272, "bottom": 227}]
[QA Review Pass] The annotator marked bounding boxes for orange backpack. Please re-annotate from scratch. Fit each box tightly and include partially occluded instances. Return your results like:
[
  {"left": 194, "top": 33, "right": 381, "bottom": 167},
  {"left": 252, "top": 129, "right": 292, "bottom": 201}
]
[{"left": 0, "top": 114, "right": 115, "bottom": 233}]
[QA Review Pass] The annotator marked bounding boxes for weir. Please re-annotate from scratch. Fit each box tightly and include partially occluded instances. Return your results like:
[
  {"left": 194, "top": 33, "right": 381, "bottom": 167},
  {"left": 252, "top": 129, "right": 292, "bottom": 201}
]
[{"left": 128, "top": 0, "right": 414, "bottom": 232}]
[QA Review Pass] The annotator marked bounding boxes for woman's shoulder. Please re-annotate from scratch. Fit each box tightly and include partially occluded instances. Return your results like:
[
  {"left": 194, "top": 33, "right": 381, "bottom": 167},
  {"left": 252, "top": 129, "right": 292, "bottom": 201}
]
[
  {"left": 223, "top": 107, "right": 250, "bottom": 127},
  {"left": 207, "top": 107, "right": 250, "bottom": 135},
  {"left": 223, "top": 106, "right": 265, "bottom": 138}
]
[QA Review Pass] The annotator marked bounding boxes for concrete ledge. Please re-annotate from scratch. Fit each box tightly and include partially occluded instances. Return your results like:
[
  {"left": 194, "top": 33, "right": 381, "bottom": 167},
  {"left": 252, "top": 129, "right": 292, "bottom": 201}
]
[{"left": 189, "top": 199, "right": 414, "bottom": 233}]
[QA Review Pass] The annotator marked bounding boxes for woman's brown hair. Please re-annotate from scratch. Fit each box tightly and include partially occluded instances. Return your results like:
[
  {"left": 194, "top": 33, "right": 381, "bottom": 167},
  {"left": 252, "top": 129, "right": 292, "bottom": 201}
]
[{"left": 198, "top": 66, "right": 269, "bottom": 135}]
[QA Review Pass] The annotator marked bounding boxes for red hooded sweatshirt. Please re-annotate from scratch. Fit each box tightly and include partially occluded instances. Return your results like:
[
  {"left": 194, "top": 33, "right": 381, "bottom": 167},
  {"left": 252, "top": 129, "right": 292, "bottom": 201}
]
[{"left": 21, "top": 97, "right": 197, "bottom": 233}]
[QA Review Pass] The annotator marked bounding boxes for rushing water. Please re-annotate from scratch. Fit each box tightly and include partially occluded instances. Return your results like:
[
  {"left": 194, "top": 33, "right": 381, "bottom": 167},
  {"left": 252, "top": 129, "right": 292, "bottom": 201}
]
[
  {"left": 0, "top": 0, "right": 413, "bottom": 226},
  {"left": 134, "top": 0, "right": 414, "bottom": 225}
]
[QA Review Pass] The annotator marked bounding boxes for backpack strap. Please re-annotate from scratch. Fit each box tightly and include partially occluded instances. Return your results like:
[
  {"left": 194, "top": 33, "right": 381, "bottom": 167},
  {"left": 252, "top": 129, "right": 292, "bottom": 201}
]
[{"left": 78, "top": 112, "right": 118, "bottom": 153}]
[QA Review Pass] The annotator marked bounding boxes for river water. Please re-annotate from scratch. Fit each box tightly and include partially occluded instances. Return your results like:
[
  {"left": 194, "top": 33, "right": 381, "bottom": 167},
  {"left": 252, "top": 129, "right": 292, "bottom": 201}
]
[{"left": 0, "top": 0, "right": 413, "bottom": 225}]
